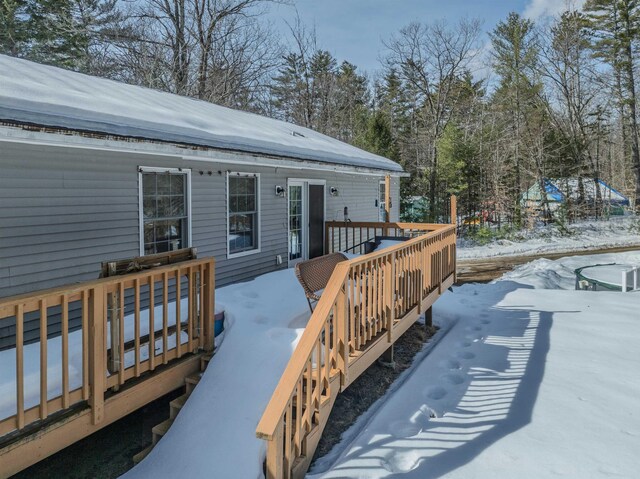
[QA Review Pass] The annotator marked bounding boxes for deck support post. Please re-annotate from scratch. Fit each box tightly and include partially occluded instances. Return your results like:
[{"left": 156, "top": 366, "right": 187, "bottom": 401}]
[
  {"left": 424, "top": 307, "right": 433, "bottom": 329},
  {"left": 380, "top": 344, "right": 395, "bottom": 369}
]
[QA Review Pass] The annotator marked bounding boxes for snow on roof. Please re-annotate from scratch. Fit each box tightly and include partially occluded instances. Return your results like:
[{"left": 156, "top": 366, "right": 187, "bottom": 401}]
[{"left": 0, "top": 54, "right": 403, "bottom": 173}]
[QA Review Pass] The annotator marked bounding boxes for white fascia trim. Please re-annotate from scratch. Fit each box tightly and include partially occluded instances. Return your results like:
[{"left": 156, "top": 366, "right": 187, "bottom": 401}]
[
  {"left": 138, "top": 166, "right": 192, "bottom": 256},
  {"left": 0, "top": 126, "right": 407, "bottom": 177},
  {"left": 226, "top": 171, "right": 262, "bottom": 260}
]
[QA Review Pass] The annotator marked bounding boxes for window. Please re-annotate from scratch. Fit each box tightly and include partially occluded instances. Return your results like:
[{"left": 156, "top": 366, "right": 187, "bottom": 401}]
[
  {"left": 227, "top": 172, "right": 260, "bottom": 257},
  {"left": 139, "top": 167, "right": 191, "bottom": 255}
]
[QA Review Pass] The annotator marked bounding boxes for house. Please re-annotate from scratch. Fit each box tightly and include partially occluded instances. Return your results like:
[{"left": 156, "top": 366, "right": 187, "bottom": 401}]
[
  {"left": 522, "top": 178, "right": 630, "bottom": 216},
  {"left": 0, "top": 55, "right": 458, "bottom": 478},
  {"left": 0, "top": 54, "right": 403, "bottom": 334}
]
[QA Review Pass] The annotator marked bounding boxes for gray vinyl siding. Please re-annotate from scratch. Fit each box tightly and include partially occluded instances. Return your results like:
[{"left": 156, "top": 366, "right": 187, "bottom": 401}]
[{"left": 0, "top": 140, "right": 400, "bottom": 346}]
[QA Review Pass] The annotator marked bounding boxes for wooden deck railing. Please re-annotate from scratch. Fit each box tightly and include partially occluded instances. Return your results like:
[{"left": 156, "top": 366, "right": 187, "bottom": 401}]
[
  {"left": 325, "top": 221, "right": 452, "bottom": 255},
  {"left": 0, "top": 257, "right": 215, "bottom": 439},
  {"left": 256, "top": 222, "right": 456, "bottom": 479}
]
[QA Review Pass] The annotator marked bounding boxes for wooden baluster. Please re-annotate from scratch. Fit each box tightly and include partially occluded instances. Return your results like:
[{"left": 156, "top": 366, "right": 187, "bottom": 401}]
[
  {"left": 162, "top": 271, "right": 169, "bottom": 364},
  {"left": 39, "top": 298, "right": 47, "bottom": 420},
  {"left": 175, "top": 270, "right": 181, "bottom": 358},
  {"left": 305, "top": 359, "right": 312, "bottom": 431},
  {"left": 118, "top": 282, "right": 125, "bottom": 385},
  {"left": 149, "top": 274, "right": 155, "bottom": 371},
  {"left": 284, "top": 403, "right": 292, "bottom": 478},
  {"left": 89, "top": 285, "right": 105, "bottom": 425},
  {"left": 15, "top": 304, "right": 24, "bottom": 430},
  {"left": 134, "top": 278, "right": 141, "bottom": 377},
  {"left": 188, "top": 267, "right": 194, "bottom": 352},
  {"left": 82, "top": 290, "right": 89, "bottom": 400},
  {"left": 61, "top": 294, "right": 69, "bottom": 408},
  {"left": 324, "top": 320, "right": 331, "bottom": 389},
  {"left": 295, "top": 378, "right": 302, "bottom": 456},
  {"left": 315, "top": 341, "right": 322, "bottom": 408}
]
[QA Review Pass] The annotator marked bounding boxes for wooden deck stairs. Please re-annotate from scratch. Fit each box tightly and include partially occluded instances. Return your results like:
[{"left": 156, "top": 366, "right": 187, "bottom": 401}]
[{"left": 133, "top": 354, "right": 212, "bottom": 464}]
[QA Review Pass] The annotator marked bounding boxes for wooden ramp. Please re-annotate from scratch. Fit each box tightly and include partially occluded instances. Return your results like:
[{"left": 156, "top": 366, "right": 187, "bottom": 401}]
[
  {"left": 0, "top": 257, "right": 215, "bottom": 477},
  {"left": 256, "top": 221, "right": 457, "bottom": 479}
]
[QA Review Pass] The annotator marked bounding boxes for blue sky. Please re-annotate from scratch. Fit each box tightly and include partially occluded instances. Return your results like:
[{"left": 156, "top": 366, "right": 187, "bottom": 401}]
[{"left": 267, "top": 0, "right": 580, "bottom": 75}]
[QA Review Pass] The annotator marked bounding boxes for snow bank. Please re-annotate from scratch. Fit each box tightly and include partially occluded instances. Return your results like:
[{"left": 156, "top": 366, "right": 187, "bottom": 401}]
[
  {"left": 309, "top": 251, "right": 640, "bottom": 478},
  {"left": 0, "top": 55, "right": 402, "bottom": 173},
  {"left": 458, "top": 217, "right": 640, "bottom": 260}
]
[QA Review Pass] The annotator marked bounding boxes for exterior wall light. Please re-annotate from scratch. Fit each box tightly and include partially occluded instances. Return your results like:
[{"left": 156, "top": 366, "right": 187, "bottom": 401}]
[
  {"left": 275, "top": 185, "right": 285, "bottom": 197},
  {"left": 330, "top": 187, "right": 339, "bottom": 196}
]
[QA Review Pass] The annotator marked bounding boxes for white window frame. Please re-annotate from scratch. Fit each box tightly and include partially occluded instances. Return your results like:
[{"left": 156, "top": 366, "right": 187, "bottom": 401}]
[
  {"left": 138, "top": 166, "right": 192, "bottom": 256},
  {"left": 227, "top": 171, "right": 261, "bottom": 259}
]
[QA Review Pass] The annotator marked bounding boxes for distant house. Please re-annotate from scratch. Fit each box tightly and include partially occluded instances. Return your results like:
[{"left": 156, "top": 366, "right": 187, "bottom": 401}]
[
  {"left": 522, "top": 178, "right": 630, "bottom": 216},
  {"left": 0, "top": 54, "right": 403, "bottom": 344}
]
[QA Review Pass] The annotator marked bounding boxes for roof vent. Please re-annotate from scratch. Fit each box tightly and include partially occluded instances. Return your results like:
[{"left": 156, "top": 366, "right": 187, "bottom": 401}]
[{"left": 292, "top": 130, "right": 305, "bottom": 138}]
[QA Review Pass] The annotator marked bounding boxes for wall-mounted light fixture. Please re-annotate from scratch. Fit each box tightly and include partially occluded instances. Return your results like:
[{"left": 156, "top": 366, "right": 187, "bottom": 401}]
[
  {"left": 275, "top": 185, "right": 285, "bottom": 197},
  {"left": 330, "top": 187, "right": 339, "bottom": 197}
]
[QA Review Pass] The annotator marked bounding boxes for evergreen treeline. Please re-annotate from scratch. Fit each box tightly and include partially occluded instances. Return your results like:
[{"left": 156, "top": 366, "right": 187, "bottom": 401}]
[{"left": 2, "top": 1, "right": 639, "bottom": 224}]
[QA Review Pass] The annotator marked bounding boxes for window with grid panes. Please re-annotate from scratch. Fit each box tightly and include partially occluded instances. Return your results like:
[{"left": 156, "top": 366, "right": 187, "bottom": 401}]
[
  {"left": 142, "top": 170, "right": 189, "bottom": 254},
  {"left": 228, "top": 173, "right": 259, "bottom": 255}
]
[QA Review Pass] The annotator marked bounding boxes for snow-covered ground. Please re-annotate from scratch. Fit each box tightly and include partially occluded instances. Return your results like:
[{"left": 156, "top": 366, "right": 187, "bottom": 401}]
[
  {"left": 308, "top": 251, "right": 640, "bottom": 479},
  {"left": 458, "top": 216, "right": 640, "bottom": 260}
]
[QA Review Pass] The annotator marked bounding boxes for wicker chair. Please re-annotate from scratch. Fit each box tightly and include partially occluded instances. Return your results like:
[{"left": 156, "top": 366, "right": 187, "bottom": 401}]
[{"left": 295, "top": 252, "right": 348, "bottom": 312}]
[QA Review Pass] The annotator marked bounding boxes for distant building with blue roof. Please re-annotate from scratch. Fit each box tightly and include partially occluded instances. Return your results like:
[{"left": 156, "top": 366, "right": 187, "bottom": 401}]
[{"left": 522, "top": 178, "right": 630, "bottom": 216}]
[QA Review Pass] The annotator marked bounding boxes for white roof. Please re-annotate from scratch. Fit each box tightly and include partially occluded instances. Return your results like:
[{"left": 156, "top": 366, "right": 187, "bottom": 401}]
[{"left": 0, "top": 55, "right": 402, "bottom": 173}]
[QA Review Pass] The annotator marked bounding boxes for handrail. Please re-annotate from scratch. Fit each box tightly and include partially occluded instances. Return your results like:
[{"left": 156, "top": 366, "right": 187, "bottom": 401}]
[
  {"left": 0, "top": 257, "right": 215, "bottom": 438},
  {"left": 255, "top": 261, "right": 350, "bottom": 440},
  {"left": 256, "top": 223, "right": 456, "bottom": 461}
]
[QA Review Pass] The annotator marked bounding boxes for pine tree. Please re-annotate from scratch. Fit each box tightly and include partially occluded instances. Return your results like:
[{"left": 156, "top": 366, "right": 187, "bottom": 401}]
[
  {"left": 584, "top": 0, "right": 640, "bottom": 211},
  {"left": 490, "top": 12, "right": 542, "bottom": 226},
  {"left": 0, "top": 0, "right": 28, "bottom": 56}
]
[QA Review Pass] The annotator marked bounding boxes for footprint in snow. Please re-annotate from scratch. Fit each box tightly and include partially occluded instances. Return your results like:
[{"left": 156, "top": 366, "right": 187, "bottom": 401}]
[
  {"left": 240, "top": 290, "right": 259, "bottom": 299},
  {"left": 466, "top": 325, "right": 482, "bottom": 332},
  {"left": 465, "top": 333, "right": 483, "bottom": 341},
  {"left": 380, "top": 450, "right": 420, "bottom": 474},
  {"left": 424, "top": 386, "right": 448, "bottom": 400},
  {"left": 388, "top": 420, "right": 421, "bottom": 438},
  {"left": 440, "top": 373, "right": 465, "bottom": 385},
  {"left": 456, "top": 340, "right": 472, "bottom": 348},
  {"left": 243, "top": 301, "right": 257, "bottom": 309},
  {"left": 456, "top": 351, "right": 475, "bottom": 360},
  {"left": 439, "top": 358, "right": 461, "bottom": 370}
]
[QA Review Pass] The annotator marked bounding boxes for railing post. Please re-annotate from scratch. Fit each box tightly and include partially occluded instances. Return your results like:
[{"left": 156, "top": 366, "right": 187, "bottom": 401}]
[
  {"left": 325, "top": 222, "right": 329, "bottom": 254},
  {"left": 386, "top": 252, "right": 396, "bottom": 343},
  {"left": 265, "top": 422, "right": 284, "bottom": 479},
  {"left": 336, "top": 283, "right": 349, "bottom": 388},
  {"left": 89, "top": 284, "right": 105, "bottom": 425},
  {"left": 202, "top": 259, "right": 216, "bottom": 352},
  {"left": 450, "top": 194, "right": 457, "bottom": 226}
]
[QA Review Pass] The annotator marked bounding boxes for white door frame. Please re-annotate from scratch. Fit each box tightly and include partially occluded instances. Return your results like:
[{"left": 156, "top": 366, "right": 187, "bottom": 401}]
[
  {"left": 287, "top": 178, "right": 326, "bottom": 267},
  {"left": 378, "top": 180, "right": 386, "bottom": 222}
]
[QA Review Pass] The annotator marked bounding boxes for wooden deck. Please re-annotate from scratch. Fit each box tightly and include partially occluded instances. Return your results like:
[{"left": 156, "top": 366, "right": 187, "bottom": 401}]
[
  {"left": 256, "top": 209, "right": 457, "bottom": 479},
  {"left": 0, "top": 257, "right": 215, "bottom": 477}
]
